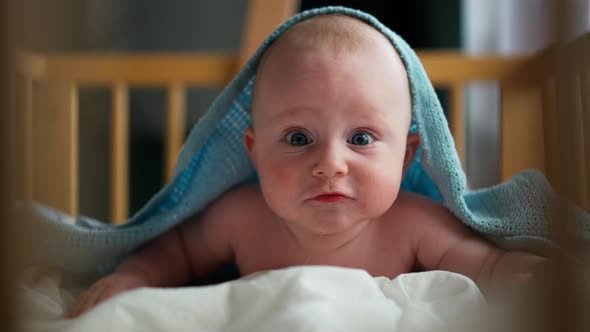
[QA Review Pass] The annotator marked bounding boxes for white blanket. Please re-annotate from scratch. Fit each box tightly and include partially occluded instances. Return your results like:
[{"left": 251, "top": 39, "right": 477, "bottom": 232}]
[{"left": 17, "top": 266, "right": 486, "bottom": 332}]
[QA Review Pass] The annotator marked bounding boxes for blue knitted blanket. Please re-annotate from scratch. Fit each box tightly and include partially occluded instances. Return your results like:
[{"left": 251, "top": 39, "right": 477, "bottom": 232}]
[{"left": 19, "top": 7, "right": 590, "bottom": 275}]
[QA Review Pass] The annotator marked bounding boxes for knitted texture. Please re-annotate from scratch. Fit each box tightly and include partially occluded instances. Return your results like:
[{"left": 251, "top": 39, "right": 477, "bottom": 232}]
[{"left": 19, "top": 7, "right": 590, "bottom": 274}]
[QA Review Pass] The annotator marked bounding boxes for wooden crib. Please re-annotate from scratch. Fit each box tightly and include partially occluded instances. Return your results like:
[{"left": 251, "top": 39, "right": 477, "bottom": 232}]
[
  {"left": 10, "top": 36, "right": 589, "bottom": 224},
  {"left": 6, "top": 0, "right": 589, "bottom": 226},
  {"left": 3, "top": 2, "right": 589, "bottom": 331}
]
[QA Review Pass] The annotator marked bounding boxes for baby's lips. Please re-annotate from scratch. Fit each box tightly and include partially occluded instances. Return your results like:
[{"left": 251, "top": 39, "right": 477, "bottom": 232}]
[{"left": 312, "top": 193, "right": 347, "bottom": 202}]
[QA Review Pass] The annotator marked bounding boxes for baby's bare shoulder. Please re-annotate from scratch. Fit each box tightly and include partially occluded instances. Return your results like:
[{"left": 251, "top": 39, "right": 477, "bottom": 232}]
[
  {"left": 207, "top": 184, "right": 267, "bottom": 219},
  {"left": 180, "top": 184, "right": 267, "bottom": 247},
  {"left": 391, "top": 191, "right": 451, "bottom": 218},
  {"left": 382, "top": 191, "right": 463, "bottom": 234},
  {"left": 379, "top": 191, "right": 473, "bottom": 263}
]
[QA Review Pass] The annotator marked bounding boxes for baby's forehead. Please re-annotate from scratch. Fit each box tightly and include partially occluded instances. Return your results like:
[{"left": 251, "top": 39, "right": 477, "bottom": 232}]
[
  {"left": 256, "top": 14, "right": 409, "bottom": 88},
  {"left": 275, "top": 14, "right": 400, "bottom": 58},
  {"left": 252, "top": 14, "right": 414, "bottom": 131}
]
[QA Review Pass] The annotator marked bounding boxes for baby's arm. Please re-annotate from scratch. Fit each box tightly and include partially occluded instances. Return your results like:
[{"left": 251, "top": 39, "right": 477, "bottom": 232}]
[
  {"left": 411, "top": 197, "right": 547, "bottom": 296},
  {"left": 69, "top": 187, "right": 245, "bottom": 317},
  {"left": 68, "top": 227, "right": 196, "bottom": 317}
]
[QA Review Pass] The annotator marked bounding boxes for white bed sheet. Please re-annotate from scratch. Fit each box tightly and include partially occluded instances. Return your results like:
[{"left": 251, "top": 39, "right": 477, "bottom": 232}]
[{"left": 17, "top": 266, "right": 487, "bottom": 332}]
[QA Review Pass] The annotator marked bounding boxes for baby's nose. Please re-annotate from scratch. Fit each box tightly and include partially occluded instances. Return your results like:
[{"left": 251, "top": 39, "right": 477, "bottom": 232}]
[{"left": 311, "top": 145, "right": 348, "bottom": 177}]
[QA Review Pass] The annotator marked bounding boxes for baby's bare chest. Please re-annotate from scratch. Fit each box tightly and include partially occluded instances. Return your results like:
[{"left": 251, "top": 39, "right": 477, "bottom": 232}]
[{"left": 233, "top": 221, "right": 417, "bottom": 279}]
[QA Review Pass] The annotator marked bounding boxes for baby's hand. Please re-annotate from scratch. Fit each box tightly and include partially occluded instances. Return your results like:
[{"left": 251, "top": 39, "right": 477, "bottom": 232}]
[
  {"left": 68, "top": 272, "right": 149, "bottom": 318},
  {"left": 486, "top": 251, "right": 549, "bottom": 299}
]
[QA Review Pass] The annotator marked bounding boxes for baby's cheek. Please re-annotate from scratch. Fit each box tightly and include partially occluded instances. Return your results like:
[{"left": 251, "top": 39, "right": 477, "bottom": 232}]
[
  {"left": 260, "top": 163, "right": 298, "bottom": 198},
  {"left": 259, "top": 164, "right": 301, "bottom": 219},
  {"left": 268, "top": 161, "right": 298, "bottom": 185},
  {"left": 271, "top": 168, "right": 292, "bottom": 186},
  {"left": 362, "top": 169, "right": 401, "bottom": 208}
]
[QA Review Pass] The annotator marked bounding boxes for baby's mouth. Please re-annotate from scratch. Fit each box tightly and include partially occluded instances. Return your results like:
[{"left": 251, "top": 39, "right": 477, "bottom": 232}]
[{"left": 311, "top": 193, "right": 347, "bottom": 203}]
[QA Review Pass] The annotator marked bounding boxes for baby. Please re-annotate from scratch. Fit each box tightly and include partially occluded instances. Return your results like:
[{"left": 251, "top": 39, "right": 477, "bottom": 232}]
[{"left": 70, "top": 14, "right": 545, "bottom": 317}]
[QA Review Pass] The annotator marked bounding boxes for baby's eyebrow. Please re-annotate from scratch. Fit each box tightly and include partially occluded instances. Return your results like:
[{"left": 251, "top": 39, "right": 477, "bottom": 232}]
[
  {"left": 268, "top": 104, "right": 406, "bottom": 127},
  {"left": 269, "top": 107, "right": 316, "bottom": 122},
  {"left": 352, "top": 106, "right": 405, "bottom": 124}
]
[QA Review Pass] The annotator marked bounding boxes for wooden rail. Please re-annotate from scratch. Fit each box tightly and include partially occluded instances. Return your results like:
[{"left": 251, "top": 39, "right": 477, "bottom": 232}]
[
  {"left": 9, "top": 0, "right": 298, "bottom": 224},
  {"left": 15, "top": 53, "right": 238, "bottom": 86},
  {"left": 11, "top": 51, "right": 538, "bottom": 223},
  {"left": 15, "top": 42, "right": 590, "bottom": 222}
]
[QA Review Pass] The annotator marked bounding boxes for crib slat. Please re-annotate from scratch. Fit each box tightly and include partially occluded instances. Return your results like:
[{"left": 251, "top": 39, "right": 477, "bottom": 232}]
[
  {"left": 7, "top": 74, "right": 21, "bottom": 200},
  {"left": 542, "top": 79, "right": 561, "bottom": 191},
  {"left": 165, "top": 83, "right": 186, "bottom": 182},
  {"left": 568, "top": 73, "right": 588, "bottom": 210},
  {"left": 499, "top": 83, "right": 545, "bottom": 181},
  {"left": 23, "top": 77, "right": 34, "bottom": 201},
  {"left": 579, "top": 36, "right": 590, "bottom": 211},
  {"left": 582, "top": 65, "right": 590, "bottom": 210},
  {"left": 550, "top": 37, "right": 590, "bottom": 211},
  {"left": 111, "top": 83, "right": 129, "bottom": 224},
  {"left": 238, "top": 0, "right": 298, "bottom": 70},
  {"left": 69, "top": 84, "right": 79, "bottom": 216},
  {"left": 541, "top": 45, "right": 590, "bottom": 211},
  {"left": 32, "top": 82, "right": 78, "bottom": 215},
  {"left": 552, "top": 71, "right": 584, "bottom": 210}
]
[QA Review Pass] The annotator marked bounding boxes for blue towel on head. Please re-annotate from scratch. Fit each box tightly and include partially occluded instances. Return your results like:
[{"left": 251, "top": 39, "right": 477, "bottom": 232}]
[{"left": 18, "top": 6, "right": 590, "bottom": 275}]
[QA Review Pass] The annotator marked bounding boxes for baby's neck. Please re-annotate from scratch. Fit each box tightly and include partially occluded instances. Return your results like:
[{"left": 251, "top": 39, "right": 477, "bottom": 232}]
[{"left": 278, "top": 217, "right": 375, "bottom": 255}]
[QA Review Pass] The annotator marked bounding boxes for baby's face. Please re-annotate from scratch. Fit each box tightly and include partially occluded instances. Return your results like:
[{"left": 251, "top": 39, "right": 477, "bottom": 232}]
[{"left": 244, "top": 37, "right": 414, "bottom": 236}]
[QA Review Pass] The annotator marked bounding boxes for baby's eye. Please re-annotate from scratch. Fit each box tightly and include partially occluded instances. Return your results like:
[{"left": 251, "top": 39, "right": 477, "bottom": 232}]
[
  {"left": 348, "top": 131, "right": 374, "bottom": 146},
  {"left": 285, "top": 131, "right": 312, "bottom": 146}
]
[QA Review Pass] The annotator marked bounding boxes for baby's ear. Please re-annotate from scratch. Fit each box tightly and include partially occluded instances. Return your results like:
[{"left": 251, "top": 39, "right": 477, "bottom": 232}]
[
  {"left": 403, "top": 133, "right": 420, "bottom": 174},
  {"left": 243, "top": 127, "right": 257, "bottom": 167}
]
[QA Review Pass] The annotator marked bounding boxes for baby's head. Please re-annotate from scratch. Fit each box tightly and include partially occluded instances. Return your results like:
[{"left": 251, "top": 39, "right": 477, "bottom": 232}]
[
  {"left": 250, "top": 14, "right": 414, "bottom": 129},
  {"left": 244, "top": 14, "right": 419, "bottom": 233}
]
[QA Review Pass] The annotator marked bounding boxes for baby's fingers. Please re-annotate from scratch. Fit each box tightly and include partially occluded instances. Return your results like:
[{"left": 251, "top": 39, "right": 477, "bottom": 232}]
[
  {"left": 68, "top": 290, "right": 93, "bottom": 318},
  {"left": 68, "top": 284, "right": 109, "bottom": 318}
]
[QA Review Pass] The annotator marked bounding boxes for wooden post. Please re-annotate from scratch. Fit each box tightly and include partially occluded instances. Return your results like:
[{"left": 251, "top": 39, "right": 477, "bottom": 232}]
[
  {"left": 541, "top": 78, "right": 560, "bottom": 190},
  {"left": 32, "top": 81, "right": 79, "bottom": 215},
  {"left": 557, "top": 72, "right": 588, "bottom": 210},
  {"left": 237, "top": 0, "right": 299, "bottom": 71},
  {"left": 23, "top": 77, "right": 34, "bottom": 201},
  {"left": 499, "top": 83, "right": 545, "bottom": 181},
  {"left": 165, "top": 83, "right": 186, "bottom": 182},
  {"left": 582, "top": 65, "right": 590, "bottom": 210},
  {"left": 110, "top": 82, "right": 129, "bottom": 224}
]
